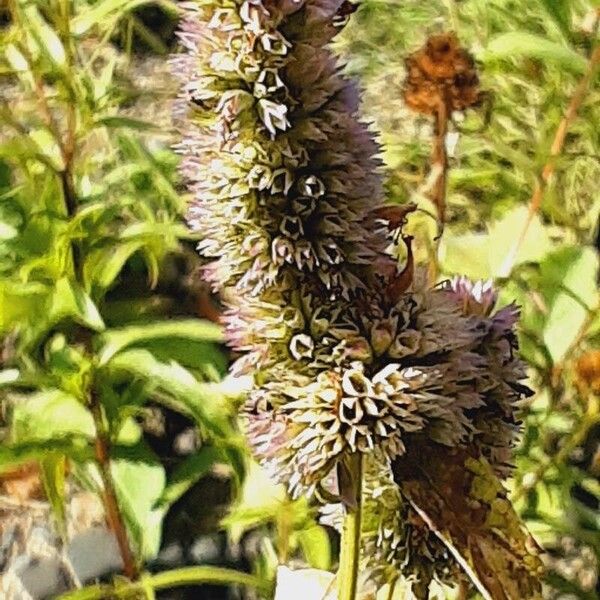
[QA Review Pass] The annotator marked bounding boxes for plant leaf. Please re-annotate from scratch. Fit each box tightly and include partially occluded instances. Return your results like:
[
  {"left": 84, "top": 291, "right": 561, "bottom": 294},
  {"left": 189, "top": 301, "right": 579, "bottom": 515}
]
[
  {"left": 97, "top": 319, "right": 223, "bottom": 365},
  {"left": 298, "top": 525, "right": 331, "bottom": 571},
  {"left": 483, "top": 32, "right": 587, "bottom": 73},
  {"left": 540, "top": 246, "right": 599, "bottom": 363},
  {"left": 110, "top": 444, "right": 166, "bottom": 560},
  {"left": 50, "top": 278, "right": 106, "bottom": 332},
  {"left": 40, "top": 453, "right": 68, "bottom": 541},
  {"left": 103, "top": 349, "right": 231, "bottom": 437},
  {"left": 156, "top": 446, "right": 225, "bottom": 509},
  {"left": 10, "top": 389, "right": 95, "bottom": 442}
]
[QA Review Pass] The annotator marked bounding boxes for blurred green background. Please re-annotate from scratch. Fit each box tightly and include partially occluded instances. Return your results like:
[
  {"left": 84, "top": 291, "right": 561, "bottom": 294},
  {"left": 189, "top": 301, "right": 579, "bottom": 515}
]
[{"left": 0, "top": 0, "right": 598, "bottom": 598}]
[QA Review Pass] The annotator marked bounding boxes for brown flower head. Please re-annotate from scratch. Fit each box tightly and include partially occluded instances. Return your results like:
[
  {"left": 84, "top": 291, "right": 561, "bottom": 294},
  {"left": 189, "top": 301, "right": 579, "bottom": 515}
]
[{"left": 403, "top": 32, "right": 482, "bottom": 116}]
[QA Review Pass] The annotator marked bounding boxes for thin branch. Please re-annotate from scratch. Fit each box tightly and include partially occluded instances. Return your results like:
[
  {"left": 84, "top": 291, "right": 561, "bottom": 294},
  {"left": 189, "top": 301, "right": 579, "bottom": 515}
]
[
  {"left": 500, "top": 44, "right": 600, "bottom": 276},
  {"left": 55, "top": 566, "right": 269, "bottom": 600},
  {"left": 426, "top": 96, "right": 450, "bottom": 283},
  {"left": 429, "top": 96, "right": 449, "bottom": 227},
  {"left": 90, "top": 389, "right": 139, "bottom": 581}
]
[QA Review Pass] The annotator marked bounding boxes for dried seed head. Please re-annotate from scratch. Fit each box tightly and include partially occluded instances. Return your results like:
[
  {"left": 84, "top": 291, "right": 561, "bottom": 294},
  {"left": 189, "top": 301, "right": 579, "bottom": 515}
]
[{"left": 403, "top": 32, "right": 482, "bottom": 116}]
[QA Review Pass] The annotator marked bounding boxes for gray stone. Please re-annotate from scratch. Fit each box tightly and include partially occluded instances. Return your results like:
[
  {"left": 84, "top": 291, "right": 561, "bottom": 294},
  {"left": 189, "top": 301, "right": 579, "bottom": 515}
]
[
  {"left": 67, "top": 527, "right": 123, "bottom": 582},
  {"left": 189, "top": 534, "right": 221, "bottom": 564},
  {"left": 15, "top": 556, "right": 70, "bottom": 599}
]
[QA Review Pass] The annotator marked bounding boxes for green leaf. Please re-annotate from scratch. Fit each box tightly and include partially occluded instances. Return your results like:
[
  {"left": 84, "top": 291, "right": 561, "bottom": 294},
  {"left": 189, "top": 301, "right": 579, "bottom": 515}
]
[
  {"left": 540, "top": 246, "right": 599, "bottom": 363},
  {"left": 0, "top": 281, "right": 49, "bottom": 333},
  {"left": 135, "top": 338, "right": 227, "bottom": 379},
  {"left": 111, "top": 445, "right": 166, "bottom": 560},
  {"left": 483, "top": 32, "right": 587, "bottom": 73},
  {"left": 0, "top": 437, "right": 93, "bottom": 474},
  {"left": 40, "top": 454, "right": 68, "bottom": 541},
  {"left": 297, "top": 525, "right": 331, "bottom": 571},
  {"left": 10, "top": 389, "right": 95, "bottom": 442},
  {"left": 0, "top": 221, "right": 18, "bottom": 240},
  {"left": 23, "top": 6, "right": 67, "bottom": 68},
  {"left": 223, "top": 462, "right": 287, "bottom": 543},
  {"left": 95, "top": 116, "right": 164, "bottom": 132},
  {"left": 71, "top": 0, "right": 178, "bottom": 36},
  {"left": 97, "top": 319, "right": 223, "bottom": 365},
  {"left": 157, "top": 446, "right": 225, "bottom": 509},
  {"left": 103, "top": 349, "right": 231, "bottom": 437},
  {"left": 440, "top": 206, "right": 553, "bottom": 279},
  {"left": 539, "top": 0, "right": 572, "bottom": 41},
  {"left": 29, "top": 128, "right": 65, "bottom": 172},
  {"left": 50, "top": 278, "right": 106, "bottom": 332},
  {"left": 5, "top": 43, "right": 29, "bottom": 72},
  {"left": 83, "top": 240, "right": 146, "bottom": 293}
]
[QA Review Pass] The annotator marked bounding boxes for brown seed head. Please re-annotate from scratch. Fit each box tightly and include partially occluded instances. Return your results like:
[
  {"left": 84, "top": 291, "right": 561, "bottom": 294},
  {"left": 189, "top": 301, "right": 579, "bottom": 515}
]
[
  {"left": 576, "top": 350, "right": 600, "bottom": 393},
  {"left": 403, "top": 32, "right": 482, "bottom": 116}
]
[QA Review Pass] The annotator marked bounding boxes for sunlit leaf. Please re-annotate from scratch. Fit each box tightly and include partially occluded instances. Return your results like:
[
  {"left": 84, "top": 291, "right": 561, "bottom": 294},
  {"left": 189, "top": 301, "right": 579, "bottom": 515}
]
[
  {"left": 30, "top": 128, "right": 65, "bottom": 172},
  {"left": 50, "top": 278, "right": 106, "bottom": 331},
  {"left": 298, "top": 526, "right": 332, "bottom": 571},
  {"left": 97, "top": 319, "right": 223, "bottom": 365},
  {"left": 10, "top": 389, "right": 95, "bottom": 442},
  {"left": 540, "top": 246, "right": 599, "bottom": 363},
  {"left": 103, "top": 349, "right": 231, "bottom": 437},
  {"left": 40, "top": 453, "right": 68, "bottom": 541},
  {"left": 111, "top": 444, "right": 166, "bottom": 560},
  {"left": 23, "top": 5, "right": 67, "bottom": 68},
  {"left": 440, "top": 206, "right": 553, "bottom": 279},
  {"left": 83, "top": 240, "right": 146, "bottom": 293},
  {"left": 483, "top": 32, "right": 587, "bottom": 73}
]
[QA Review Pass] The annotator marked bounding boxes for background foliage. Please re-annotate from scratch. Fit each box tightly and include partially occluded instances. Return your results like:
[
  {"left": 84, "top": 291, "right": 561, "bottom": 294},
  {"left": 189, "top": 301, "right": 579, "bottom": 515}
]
[{"left": 0, "top": 0, "right": 598, "bottom": 598}]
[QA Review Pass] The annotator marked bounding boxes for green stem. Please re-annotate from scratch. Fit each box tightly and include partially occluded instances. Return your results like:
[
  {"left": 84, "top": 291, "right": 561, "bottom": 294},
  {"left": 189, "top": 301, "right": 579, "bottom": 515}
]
[
  {"left": 337, "top": 453, "right": 364, "bottom": 600},
  {"left": 148, "top": 567, "right": 266, "bottom": 591},
  {"left": 55, "top": 566, "right": 269, "bottom": 600}
]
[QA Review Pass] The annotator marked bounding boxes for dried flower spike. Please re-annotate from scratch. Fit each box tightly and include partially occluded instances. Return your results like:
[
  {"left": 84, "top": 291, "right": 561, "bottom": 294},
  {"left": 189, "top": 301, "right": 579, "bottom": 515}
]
[{"left": 173, "top": 3, "right": 543, "bottom": 597}]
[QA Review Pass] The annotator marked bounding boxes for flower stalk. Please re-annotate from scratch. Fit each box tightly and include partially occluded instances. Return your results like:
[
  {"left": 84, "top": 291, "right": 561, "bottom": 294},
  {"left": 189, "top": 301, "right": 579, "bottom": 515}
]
[{"left": 337, "top": 454, "right": 363, "bottom": 600}]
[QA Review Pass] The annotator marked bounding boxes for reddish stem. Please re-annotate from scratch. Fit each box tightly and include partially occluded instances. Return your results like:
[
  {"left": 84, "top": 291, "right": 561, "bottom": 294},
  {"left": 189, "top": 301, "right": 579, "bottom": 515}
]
[{"left": 90, "top": 391, "right": 139, "bottom": 580}]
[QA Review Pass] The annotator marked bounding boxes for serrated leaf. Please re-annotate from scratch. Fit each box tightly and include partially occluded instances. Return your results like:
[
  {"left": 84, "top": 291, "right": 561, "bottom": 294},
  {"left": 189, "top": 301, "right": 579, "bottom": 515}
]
[{"left": 97, "top": 319, "right": 223, "bottom": 365}]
